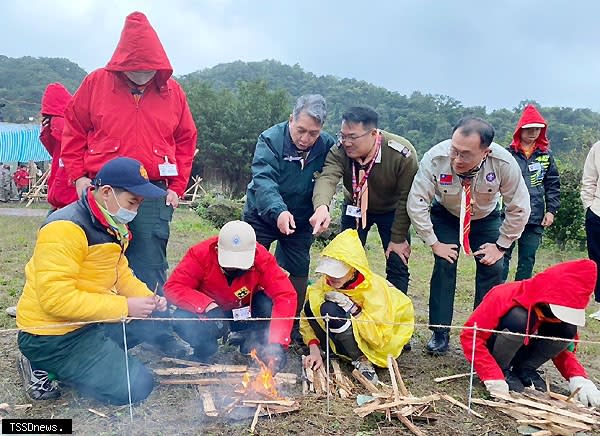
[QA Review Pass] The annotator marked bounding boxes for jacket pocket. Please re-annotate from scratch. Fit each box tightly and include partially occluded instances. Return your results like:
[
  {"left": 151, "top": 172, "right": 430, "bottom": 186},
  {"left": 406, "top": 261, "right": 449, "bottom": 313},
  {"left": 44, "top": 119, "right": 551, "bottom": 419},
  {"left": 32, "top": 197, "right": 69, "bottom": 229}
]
[
  {"left": 437, "top": 181, "right": 461, "bottom": 203},
  {"left": 474, "top": 180, "right": 499, "bottom": 205},
  {"left": 88, "top": 138, "right": 120, "bottom": 156},
  {"left": 152, "top": 143, "right": 176, "bottom": 169}
]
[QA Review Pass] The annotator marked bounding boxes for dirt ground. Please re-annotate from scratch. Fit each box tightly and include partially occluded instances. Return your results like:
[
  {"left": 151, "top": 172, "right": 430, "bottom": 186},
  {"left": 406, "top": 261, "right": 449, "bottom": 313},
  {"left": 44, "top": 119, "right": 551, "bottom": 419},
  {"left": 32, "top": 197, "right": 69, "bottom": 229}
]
[{"left": 0, "top": 207, "right": 599, "bottom": 435}]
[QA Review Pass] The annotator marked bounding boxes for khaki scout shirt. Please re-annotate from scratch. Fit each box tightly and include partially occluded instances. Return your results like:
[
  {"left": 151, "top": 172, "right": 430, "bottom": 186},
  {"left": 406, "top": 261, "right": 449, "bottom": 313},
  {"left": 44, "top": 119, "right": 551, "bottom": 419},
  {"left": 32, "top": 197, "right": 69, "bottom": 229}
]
[
  {"left": 407, "top": 139, "right": 530, "bottom": 248},
  {"left": 581, "top": 141, "right": 600, "bottom": 216},
  {"left": 312, "top": 130, "right": 418, "bottom": 242}
]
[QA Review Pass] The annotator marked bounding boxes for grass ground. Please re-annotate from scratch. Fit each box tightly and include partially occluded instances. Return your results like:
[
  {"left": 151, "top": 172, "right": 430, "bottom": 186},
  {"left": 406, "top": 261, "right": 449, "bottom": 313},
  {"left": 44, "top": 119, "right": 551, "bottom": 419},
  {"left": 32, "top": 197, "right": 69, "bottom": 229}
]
[{"left": 0, "top": 205, "right": 599, "bottom": 435}]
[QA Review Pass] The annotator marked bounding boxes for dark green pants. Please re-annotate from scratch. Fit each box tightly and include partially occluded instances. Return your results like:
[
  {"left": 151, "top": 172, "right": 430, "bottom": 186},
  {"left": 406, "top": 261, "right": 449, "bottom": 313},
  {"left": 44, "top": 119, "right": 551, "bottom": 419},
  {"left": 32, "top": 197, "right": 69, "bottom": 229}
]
[
  {"left": 429, "top": 203, "right": 503, "bottom": 332},
  {"left": 502, "top": 224, "right": 544, "bottom": 282},
  {"left": 126, "top": 192, "right": 174, "bottom": 293},
  {"left": 18, "top": 322, "right": 154, "bottom": 405}
]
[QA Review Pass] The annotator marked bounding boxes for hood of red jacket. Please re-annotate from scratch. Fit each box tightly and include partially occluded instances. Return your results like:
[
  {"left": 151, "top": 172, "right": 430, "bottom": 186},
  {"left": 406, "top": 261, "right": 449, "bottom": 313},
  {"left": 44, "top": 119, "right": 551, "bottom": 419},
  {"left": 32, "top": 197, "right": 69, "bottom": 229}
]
[
  {"left": 41, "top": 83, "right": 72, "bottom": 116},
  {"left": 511, "top": 104, "right": 549, "bottom": 152},
  {"left": 513, "top": 259, "right": 596, "bottom": 310},
  {"left": 105, "top": 11, "right": 173, "bottom": 86}
]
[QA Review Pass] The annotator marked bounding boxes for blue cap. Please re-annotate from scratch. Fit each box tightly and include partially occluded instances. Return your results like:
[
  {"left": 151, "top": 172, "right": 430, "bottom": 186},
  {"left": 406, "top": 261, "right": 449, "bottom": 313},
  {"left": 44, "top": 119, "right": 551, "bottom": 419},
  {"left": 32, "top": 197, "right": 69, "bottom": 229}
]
[{"left": 94, "top": 157, "right": 166, "bottom": 198}]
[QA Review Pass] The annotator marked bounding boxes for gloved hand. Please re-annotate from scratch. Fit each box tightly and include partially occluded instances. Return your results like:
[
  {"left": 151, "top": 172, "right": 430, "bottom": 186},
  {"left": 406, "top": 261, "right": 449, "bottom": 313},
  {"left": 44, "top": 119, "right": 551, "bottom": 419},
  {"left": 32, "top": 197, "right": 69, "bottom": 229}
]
[
  {"left": 324, "top": 291, "right": 359, "bottom": 315},
  {"left": 483, "top": 379, "right": 509, "bottom": 396},
  {"left": 258, "top": 343, "right": 287, "bottom": 373},
  {"left": 201, "top": 306, "right": 229, "bottom": 339},
  {"left": 569, "top": 376, "right": 600, "bottom": 407}
]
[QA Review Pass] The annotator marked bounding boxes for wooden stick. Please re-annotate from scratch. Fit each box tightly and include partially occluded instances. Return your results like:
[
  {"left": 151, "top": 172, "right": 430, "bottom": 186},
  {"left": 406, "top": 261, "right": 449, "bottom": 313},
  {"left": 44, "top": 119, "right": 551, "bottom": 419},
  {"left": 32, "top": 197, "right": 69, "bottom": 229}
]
[
  {"left": 565, "top": 386, "right": 581, "bottom": 402},
  {"left": 390, "top": 355, "right": 409, "bottom": 396},
  {"left": 439, "top": 394, "right": 483, "bottom": 419},
  {"left": 352, "top": 369, "right": 380, "bottom": 394},
  {"left": 387, "top": 355, "right": 400, "bottom": 400},
  {"left": 88, "top": 408, "right": 108, "bottom": 418},
  {"left": 301, "top": 356, "right": 309, "bottom": 395},
  {"left": 492, "top": 393, "right": 598, "bottom": 424},
  {"left": 154, "top": 364, "right": 248, "bottom": 376},
  {"left": 250, "top": 404, "right": 261, "bottom": 433},
  {"left": 353, "top": 395, "right": 441, "bottom": 418},
  {"left": 242, "top": 399, "right": 296, "bottom": 407},
  {"left": 396, "top": 414, "right": 426, "bottom": 436},
  {"left": 201, "top": 392, "right": 218, "bottom": 417},
  {"left": 434, "top": 372, "right": 472, "bottom": 383},
  {"left": 331, "top": 360, "right": 350, "bottom": 398}
]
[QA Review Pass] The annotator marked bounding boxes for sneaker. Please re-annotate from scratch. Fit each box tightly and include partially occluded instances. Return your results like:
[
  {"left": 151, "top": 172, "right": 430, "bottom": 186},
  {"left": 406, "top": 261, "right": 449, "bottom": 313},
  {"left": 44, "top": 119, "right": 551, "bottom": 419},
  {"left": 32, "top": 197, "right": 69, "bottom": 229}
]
[
  {"left": 5, "top": 306, "right": 17, "bottom": 317},
  {"left": 513, "top": 367, "right": 546, "bottom": 391},
  {"left": 352, "top": 357, "right": 379, "bottom": 384},
  {"left": 589, "top": 309, "right": 600, "bottom": 320},
  {"left": 18, "top": 354, "right": 60, "bottom": 400},
  {"left": 503, "top": 369, "right": 525, "bottom": 393}
]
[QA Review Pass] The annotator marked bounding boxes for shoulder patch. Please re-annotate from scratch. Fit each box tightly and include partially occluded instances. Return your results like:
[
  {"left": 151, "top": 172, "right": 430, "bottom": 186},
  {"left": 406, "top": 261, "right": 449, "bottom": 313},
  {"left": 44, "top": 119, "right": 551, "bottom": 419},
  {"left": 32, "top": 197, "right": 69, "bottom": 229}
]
[{"left": 388, "top": 140, "right": 411, "bottom": 157}]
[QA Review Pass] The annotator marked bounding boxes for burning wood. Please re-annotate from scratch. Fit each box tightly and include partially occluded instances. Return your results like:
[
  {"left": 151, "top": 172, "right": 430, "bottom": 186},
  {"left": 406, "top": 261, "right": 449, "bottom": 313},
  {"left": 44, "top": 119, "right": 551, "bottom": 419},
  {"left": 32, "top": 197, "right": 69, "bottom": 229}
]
[{"left": 472, "top": 390, "right": 600, "bottom": 435}]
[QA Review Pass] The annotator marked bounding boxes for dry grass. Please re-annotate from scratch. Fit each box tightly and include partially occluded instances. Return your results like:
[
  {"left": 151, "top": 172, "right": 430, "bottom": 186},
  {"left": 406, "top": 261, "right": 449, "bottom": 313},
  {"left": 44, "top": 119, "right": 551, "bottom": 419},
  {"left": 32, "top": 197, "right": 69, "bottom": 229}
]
[{"left": 0, "top": 206, "right": 599, "bottom": 435}]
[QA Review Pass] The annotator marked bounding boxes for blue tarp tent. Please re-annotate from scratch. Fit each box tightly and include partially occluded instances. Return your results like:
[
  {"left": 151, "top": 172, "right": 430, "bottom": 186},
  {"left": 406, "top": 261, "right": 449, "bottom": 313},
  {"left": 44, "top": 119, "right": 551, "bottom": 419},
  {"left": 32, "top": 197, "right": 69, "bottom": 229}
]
[{"left": 0, "top": 122, "right": 50, "bottom": 163}]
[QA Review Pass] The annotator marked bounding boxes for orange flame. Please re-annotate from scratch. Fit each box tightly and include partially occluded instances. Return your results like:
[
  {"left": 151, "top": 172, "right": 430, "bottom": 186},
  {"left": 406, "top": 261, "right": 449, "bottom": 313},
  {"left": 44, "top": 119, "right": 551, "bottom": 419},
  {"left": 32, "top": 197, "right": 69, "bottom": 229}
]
[{"left": 240, "top": 349, "right": 279, "bottom": 398}]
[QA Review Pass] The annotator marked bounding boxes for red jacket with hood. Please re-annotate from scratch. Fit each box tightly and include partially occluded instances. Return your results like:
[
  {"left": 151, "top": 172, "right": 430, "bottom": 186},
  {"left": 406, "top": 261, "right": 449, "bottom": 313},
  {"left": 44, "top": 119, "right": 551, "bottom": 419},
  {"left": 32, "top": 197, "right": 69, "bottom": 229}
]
[
  {"left": 510, "top": 104, "right": 549, "bottom": 152},
  {"left": 40, "top": 83, "right": 78, "bottom": 208},
  {"left": 164, "top": 237, "right": 297, "bottom": 347},
  {"left": 461, "top": 259, "right": 596, "bottom": 382},
  {"left": 61, "top": 12, "right": 197, "bottom": 196}
]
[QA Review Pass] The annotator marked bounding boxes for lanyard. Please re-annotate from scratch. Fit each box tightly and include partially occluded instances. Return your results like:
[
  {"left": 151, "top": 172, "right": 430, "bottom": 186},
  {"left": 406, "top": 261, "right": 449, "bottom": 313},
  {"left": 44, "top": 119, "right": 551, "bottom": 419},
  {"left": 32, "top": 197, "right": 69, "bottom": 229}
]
[{"left": 351, "top": 132, "right": 382, "bottom": 205}]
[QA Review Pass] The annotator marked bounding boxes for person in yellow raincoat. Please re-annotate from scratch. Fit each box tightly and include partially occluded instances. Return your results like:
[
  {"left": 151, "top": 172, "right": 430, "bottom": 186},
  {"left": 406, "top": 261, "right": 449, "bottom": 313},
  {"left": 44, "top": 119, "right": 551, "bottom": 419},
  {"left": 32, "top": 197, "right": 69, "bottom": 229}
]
[{"left": 300, "top": 229, "right": 414, "bottom": 382}]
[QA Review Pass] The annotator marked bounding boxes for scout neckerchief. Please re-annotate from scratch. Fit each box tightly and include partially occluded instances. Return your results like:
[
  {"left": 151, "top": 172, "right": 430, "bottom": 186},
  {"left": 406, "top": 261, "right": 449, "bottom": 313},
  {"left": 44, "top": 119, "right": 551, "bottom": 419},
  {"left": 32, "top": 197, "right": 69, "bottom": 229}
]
[{"left": 351, "top": 131, "right": 382, "bottom": 229}]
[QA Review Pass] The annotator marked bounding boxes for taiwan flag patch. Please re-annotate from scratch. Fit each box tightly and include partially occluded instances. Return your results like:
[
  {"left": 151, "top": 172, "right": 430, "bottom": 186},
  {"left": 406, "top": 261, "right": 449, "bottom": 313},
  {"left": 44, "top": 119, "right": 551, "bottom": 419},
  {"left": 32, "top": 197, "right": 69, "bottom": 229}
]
[{"left": 439, "top": 174, "right": 453, "bottom": 185}]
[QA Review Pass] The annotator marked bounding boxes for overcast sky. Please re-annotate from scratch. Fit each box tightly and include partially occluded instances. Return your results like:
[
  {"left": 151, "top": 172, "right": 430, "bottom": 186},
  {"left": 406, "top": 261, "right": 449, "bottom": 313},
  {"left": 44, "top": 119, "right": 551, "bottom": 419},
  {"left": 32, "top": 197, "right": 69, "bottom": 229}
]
[{"left": 3, "top": 0, "right": 600, "bottom": 111}]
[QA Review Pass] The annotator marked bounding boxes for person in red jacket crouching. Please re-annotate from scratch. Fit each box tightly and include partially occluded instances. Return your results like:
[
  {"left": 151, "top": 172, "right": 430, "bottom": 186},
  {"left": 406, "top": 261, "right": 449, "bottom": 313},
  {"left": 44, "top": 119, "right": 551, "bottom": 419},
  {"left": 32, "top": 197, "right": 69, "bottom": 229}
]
[
  {"left": 461, "top": 259, "right": 600, "bottom": 407},
  {"left": 164, "top": 221, "right": 297, "bottom": 371}
]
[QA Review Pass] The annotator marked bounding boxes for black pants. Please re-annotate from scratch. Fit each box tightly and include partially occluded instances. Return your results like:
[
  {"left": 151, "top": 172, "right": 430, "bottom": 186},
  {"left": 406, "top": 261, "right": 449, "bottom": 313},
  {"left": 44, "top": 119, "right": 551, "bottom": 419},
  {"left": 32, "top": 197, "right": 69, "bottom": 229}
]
[
  {"left": 341, "top": 205, "right": 409, "bottom": 293},
  {"left": 18, "top": 322, "right": 154, "bottom": 405},
  {"left": 586, "top": 208, "right": 600, "bottom": 302},
  {"left": 172, "top": 292, "right": 273, "bottom": 358},
  {"left": 488, "top": 306, "right": 576, "bottom": 371},
  {"left": 429, "top": 203, "right": 503, "bottom": 332},
  {"left": 502, "top": 224, "right": 544, "bottom": 282},
  {"left": 303, "top": 300, "right": 362, "bottom": 360}
]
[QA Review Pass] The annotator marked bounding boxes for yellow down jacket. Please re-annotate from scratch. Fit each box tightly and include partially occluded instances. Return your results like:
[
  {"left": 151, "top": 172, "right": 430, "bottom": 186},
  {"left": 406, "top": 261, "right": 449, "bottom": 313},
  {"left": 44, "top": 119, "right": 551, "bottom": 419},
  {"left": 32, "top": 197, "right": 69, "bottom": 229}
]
[
  {"left": 300, "top": 229, "right": 414, "bottom": 367},
  {"left": 16, "top": 195, "right": 152, "bottom": 335}
]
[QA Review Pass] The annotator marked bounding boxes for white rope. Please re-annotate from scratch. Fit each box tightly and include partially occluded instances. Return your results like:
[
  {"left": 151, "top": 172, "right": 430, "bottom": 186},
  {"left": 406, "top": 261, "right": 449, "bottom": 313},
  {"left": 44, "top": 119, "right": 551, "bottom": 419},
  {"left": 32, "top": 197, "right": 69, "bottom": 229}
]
[
  {"left": 121, "top": 318, "right": 134, "bottom": 425},
  {"left": 467, "top": 322, "right": 477, "bottom": 413}
]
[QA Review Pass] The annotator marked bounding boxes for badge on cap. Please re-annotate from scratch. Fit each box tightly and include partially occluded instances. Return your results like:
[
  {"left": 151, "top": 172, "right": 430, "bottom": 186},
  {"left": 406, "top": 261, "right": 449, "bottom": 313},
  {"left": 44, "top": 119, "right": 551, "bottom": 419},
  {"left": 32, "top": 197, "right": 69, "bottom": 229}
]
[
  {"left": 139, "top": 165, "right": 149, "bottom": 180},
  {"left": 232, "top": 235, "right": 241, "bottom": 246}
]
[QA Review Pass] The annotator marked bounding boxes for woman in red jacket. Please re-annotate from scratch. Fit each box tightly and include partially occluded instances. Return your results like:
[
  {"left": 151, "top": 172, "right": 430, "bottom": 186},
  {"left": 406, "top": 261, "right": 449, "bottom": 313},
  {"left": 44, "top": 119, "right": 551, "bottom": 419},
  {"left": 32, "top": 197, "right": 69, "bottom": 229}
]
[
  {"left": 461, "top": 259, "right": 600, "bottom": 407},
  {"left": 164, "top": 221, "right": 297, "bottom": 371}
]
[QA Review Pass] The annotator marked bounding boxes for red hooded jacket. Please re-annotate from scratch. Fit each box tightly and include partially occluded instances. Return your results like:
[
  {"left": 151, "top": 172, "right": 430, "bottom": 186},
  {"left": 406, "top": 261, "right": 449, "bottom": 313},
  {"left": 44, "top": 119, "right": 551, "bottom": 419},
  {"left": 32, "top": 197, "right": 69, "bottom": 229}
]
[
  {"left": 510, "top": 104, "right": 549, "bottom": 153},
  {"left": 461, "top": 259, "right": 596, "bottom": 382},
  {"left": 61, "top": 12, "right": 197, "bottom": 196},
  {"left": 164, "top": 237, "right": 297, "bottom": 346},
  {"left": 40, "top": 83, "right": 78, "bottom": 208}
]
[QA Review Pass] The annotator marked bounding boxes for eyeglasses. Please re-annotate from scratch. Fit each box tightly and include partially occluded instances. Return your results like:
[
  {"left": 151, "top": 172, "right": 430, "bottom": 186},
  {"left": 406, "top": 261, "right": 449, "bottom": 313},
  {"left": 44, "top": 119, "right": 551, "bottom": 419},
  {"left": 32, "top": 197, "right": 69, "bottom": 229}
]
[
  {"left": 337, "top": 129, "right": 373, "bottom": 143},
  {"left": 449, "top": 145, "right": 480, "bottom": 163}
]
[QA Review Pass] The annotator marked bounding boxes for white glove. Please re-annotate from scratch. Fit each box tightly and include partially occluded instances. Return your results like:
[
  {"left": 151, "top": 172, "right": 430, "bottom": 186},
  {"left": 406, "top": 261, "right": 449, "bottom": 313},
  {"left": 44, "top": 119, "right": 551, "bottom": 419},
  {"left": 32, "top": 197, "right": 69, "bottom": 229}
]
[
  {"left": 484, "top": 379, "right": 509, "bottom": 396},
  {"left": 324, "top": 291, "right": 359, "bottom": 315},
  {"left": 569, "top": 376, "right": 600, "bottom": 407}
]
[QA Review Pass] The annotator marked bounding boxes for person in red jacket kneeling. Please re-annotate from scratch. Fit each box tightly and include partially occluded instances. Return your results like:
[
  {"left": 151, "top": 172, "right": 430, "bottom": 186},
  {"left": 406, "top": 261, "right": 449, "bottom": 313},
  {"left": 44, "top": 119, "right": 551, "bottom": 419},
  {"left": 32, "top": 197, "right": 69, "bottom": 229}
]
[
  {"left": 461, "top": 259, "right": 600, "bottom": 407},
  {"left": 164, "top": 221, "right": 297, "bottom": 371}
]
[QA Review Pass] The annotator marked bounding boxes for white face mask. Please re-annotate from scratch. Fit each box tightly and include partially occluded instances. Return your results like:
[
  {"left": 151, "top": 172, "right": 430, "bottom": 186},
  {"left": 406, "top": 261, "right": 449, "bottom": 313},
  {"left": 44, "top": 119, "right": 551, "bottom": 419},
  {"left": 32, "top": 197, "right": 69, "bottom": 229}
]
[
  {"left": 106, "top": 188, "right": 137, "bottom": 224},
  {"left": 124, "top": 70, "right": 156, "bottom": 85}
]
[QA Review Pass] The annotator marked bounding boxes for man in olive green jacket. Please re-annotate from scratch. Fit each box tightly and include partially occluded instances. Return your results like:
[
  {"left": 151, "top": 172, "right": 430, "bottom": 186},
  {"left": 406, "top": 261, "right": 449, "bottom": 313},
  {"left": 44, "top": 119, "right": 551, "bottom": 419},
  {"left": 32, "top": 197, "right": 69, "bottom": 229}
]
[{"left": 310, "top": 106, "right": 418, "bottom": 294}]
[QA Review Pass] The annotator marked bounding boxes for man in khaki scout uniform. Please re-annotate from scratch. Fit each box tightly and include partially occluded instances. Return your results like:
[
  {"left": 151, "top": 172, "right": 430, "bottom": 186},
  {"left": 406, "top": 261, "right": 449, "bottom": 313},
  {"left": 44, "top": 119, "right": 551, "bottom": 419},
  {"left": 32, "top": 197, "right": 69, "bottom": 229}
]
[
  {"left": 407, "top": 117, "right": 530, "bottom": 355},
  {"left": 310, "top": 106, "right": 418, "bottom": 295}
]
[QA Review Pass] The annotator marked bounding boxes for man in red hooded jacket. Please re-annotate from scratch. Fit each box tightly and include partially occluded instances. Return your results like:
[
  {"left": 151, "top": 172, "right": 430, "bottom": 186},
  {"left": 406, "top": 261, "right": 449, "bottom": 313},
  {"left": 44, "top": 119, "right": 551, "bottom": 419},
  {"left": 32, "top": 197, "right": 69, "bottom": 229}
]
[
  {"left": 61, "top": 12, "right": 197, "bottom": 310},
  {"left": 502, "top": 105, "right": 560, "bottom": 281},
  {"left": 461, "top": 260, "right": 600, "bottom": 407},
  {"left": 40, "top": 82, "right": 78, "bottom": 210},
  {"left": 164, "top": 221, "right": 296, "bottom": 371}
]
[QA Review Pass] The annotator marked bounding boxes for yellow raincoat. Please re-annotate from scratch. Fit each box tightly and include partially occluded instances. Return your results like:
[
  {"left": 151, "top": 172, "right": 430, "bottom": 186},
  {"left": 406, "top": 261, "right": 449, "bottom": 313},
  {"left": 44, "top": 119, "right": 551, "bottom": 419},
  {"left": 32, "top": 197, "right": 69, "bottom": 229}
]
[{"left": 300, "top": 229, "right": 414, "bottom": 367}]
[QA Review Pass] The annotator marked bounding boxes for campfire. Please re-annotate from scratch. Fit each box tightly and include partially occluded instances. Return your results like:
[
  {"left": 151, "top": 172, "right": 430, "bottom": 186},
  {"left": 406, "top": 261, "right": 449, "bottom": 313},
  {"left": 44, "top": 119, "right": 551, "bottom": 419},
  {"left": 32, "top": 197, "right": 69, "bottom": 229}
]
[{"left": 240, "top": 349, "right": 279, "bottom": 399}]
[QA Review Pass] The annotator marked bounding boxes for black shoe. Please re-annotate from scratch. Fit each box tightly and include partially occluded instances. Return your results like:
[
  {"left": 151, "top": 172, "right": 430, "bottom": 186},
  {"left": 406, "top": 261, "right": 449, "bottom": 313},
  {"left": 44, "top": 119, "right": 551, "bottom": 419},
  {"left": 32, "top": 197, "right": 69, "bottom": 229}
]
[
  {"left": 503, "top": 369, "right": 525, "bottom": 393},
  {"left": 513, "top": 367, "right": 546, "bottom": 391},
  {"left": 150, "top": 335, "right": 189, "bottom": 359},
  {"left": 403, "top": 341, "right": 412, "bottom": 352},
  {"left": 426, "top": 331, "right": 449, "bottom": 355},
  {"left": 18, "top": 354, "right": 61, "bottom": 400}
]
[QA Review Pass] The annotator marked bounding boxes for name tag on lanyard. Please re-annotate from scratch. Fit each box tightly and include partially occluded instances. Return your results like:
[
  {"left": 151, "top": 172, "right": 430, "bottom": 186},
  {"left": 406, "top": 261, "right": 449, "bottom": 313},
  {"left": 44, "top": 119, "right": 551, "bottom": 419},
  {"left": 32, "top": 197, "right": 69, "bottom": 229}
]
[
  {"left": 232, "top": 305, "right": 251, "bottom": 321},
  {"left": 159, "top": 156, "right": 178, "bottom": 176},
  {"left": 345, "top": 205, "right": 362, "bottom": 218}
]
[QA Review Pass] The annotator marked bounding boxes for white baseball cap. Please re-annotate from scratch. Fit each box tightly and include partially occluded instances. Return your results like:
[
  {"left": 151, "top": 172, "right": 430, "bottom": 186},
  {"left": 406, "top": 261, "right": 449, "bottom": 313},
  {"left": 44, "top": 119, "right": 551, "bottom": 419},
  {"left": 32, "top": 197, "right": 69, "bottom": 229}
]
[
  {"left": 217, "top": 221, "right": 256, "bottom": 269},
  {"left": 549, "top": 304, "right": 586, "bottom": 327},
  {"left": 315, "top": 256, "right": 351, "bottom": 278},
  {"left": 521, "top": 122, "right": 545, "bottom": 129}
]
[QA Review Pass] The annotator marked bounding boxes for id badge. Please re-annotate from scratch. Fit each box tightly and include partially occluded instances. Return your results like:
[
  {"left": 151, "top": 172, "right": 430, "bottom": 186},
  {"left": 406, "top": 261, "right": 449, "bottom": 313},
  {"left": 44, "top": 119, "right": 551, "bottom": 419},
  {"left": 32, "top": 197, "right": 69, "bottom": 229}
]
[
  {"left": 159, "top": 156, "right": 179, "bottom": 176},
  {"left": 345, "top": 205, "right": 362, "bottom": 218},
  {"left": 232, "top": 306, "right": 251, "bottom": 321},
  {"left": 528, "top": 162, "right": 541, "bottom": 172}
]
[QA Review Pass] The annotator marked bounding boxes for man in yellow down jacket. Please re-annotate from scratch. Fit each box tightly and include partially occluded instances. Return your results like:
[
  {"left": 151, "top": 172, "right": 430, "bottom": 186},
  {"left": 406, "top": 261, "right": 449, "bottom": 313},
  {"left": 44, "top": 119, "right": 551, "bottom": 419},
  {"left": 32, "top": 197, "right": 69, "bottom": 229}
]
[
  {"left": 300, "top": 229, "right": 414, "bottom": 382},
  {"left": 16, "top": 157, "right": 168, "bottom": 404}
]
